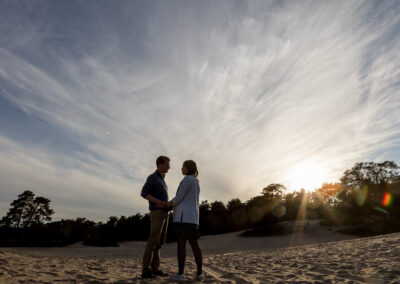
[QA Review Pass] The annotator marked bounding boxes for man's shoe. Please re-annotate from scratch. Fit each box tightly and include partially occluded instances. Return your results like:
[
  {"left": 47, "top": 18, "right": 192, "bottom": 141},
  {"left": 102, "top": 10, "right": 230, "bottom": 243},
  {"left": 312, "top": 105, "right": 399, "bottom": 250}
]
[
  {"left": 196, "top": 272, "right": 205, "bottom": 281},
  {"left": 141, "top": 269, "right": 156, "bottom": 279},
  {"left": 152, "top": 270, "right": 168, "bottom": 276},
  {"left": 169, "top": 273, "right": 185, "bottom": 282}
]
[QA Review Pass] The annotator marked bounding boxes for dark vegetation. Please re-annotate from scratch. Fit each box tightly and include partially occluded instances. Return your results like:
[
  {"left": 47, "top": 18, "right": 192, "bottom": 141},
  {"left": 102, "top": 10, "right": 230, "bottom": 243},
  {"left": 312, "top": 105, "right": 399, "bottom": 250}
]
[{"left": 1, "top": 161, "right": 399, "bottom": 246}]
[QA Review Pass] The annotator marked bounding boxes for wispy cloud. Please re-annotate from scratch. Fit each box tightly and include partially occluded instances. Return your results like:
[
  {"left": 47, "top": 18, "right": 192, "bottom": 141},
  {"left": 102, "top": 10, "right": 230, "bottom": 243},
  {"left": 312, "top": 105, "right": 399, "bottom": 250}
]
[{"left": 0, "top": 0, "right": 399, "bottom": 219}]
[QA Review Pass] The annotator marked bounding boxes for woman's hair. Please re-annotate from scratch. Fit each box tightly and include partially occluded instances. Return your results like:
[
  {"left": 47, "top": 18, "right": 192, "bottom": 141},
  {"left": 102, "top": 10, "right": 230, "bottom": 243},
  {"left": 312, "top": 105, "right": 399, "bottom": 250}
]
[{"left": 183, "top": 160, "right": 198, "bottom": 177}]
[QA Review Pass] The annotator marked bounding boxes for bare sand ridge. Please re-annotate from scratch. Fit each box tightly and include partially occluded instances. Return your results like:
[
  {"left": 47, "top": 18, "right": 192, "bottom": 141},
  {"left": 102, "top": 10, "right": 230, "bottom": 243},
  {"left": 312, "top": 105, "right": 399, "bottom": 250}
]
[{"left": 1, "top": 221, "right": 399, "bottom": 283}]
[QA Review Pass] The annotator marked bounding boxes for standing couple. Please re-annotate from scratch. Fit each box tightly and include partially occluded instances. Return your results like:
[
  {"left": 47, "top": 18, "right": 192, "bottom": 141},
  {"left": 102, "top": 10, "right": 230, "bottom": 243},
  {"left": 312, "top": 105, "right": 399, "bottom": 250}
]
[{"left": 140, "top": 156, "right": 204, "bottom": 281}]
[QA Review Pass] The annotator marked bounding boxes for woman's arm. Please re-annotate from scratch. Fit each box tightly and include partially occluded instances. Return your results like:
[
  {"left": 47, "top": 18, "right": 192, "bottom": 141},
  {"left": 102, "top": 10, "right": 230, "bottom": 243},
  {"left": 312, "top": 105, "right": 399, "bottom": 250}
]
[{"left": 170, "top": 176, "right": 191, "bottom": 206}]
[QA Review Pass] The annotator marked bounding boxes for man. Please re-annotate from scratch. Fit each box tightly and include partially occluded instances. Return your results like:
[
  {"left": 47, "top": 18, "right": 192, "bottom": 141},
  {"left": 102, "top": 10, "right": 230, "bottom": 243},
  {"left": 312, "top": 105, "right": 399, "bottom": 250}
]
[{"left": 140, "top": 156, "right": 171, "bottom": 279}]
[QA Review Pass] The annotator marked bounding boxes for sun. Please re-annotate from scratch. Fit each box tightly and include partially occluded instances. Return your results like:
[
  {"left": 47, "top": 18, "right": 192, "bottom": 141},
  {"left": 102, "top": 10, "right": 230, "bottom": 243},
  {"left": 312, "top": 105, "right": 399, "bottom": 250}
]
[{"left": 287, "top": 161, "right": 328, "bottom": 191}]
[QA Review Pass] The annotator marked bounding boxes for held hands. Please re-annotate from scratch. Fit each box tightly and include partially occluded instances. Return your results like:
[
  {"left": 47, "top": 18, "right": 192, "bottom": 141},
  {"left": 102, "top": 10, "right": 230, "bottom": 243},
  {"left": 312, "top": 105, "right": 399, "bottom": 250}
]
[
  {"left": 166, "top": 200, "right": 175, "bottom": 212},
  {"left": 155, "top": 200, "right": 169, "bottom": 209},
  {"left": 167, "top": 201, "right": 175, "bottom": 211},
  {"left": 154, "top": 200, "right": 175, "bottom": 209}
]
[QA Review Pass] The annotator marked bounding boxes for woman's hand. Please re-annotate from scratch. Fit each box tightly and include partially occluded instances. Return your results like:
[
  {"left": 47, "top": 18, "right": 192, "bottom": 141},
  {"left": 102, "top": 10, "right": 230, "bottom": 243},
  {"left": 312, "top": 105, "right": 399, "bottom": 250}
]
[{"left": 155, "top": 200, "right": 168, "bottom": 209}]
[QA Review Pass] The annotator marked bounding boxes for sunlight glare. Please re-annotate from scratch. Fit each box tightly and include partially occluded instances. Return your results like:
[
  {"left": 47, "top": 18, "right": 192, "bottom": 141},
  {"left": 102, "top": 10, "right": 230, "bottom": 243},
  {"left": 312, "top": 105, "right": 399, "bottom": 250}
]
[{"left": 287, "top": 161, "right": 328, "bottom": 191}]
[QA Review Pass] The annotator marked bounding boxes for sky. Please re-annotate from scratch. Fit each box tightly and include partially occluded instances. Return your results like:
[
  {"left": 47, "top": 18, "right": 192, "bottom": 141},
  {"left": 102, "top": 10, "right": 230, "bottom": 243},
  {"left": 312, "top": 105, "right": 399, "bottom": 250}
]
[{"left": 1, "top": 0, "right": 400, "bottom": 221}]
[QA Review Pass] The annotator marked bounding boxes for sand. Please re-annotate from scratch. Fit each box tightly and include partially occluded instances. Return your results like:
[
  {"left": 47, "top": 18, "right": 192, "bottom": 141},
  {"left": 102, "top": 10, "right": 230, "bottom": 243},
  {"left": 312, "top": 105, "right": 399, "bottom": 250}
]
[{"left": 1, "top": 220, "right": 400, "bottom": 283}]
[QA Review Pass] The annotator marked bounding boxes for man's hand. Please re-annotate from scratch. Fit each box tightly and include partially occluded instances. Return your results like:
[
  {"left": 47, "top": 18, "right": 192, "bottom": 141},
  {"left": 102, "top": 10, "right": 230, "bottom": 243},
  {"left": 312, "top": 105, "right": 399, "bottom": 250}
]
[
  {"left": 155, "top": 200, "right": 168, "bottom": 209},
  {"left": 144, "top": 194, "right": 169, "bottom": 209}
]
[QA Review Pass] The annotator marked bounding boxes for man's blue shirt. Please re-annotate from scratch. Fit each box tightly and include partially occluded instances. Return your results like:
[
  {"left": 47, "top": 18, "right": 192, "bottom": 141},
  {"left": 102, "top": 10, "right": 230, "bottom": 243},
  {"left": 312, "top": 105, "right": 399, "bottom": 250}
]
[{"left": 141, "top": 170, "right": 169, "bottom": 210}]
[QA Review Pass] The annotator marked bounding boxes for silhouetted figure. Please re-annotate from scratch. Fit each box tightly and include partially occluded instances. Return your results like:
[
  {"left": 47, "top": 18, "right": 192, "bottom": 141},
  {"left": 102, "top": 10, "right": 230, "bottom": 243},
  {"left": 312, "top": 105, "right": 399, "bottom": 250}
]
[
  {"left": 140, "top": 156, "right": 171, "bottom": 279},
  {"left": 169, "top": 160, "right": 205, "bottom": 282}
]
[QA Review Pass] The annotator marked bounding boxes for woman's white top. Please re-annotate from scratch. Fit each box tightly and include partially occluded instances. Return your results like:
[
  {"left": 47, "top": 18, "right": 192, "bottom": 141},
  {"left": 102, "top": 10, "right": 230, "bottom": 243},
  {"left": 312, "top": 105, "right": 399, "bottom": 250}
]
[{"left": 171, "top": 174, "right": 200, "bottom": 225}]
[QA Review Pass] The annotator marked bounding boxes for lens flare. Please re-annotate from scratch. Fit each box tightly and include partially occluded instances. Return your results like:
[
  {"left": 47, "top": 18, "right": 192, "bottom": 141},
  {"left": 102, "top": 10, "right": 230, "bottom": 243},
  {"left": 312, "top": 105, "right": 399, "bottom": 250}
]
[
  {"left": 272, "top": 203, "right": 286, "bottom": 218},
  {"left": 374, "top": 207, "right": 389, "bottom": 215},
  {"left": 382, "top": 192, "right": 393, "bottom": 207},
  {"left": 355, "top": 185, "right": 368, "bottom": 206}
]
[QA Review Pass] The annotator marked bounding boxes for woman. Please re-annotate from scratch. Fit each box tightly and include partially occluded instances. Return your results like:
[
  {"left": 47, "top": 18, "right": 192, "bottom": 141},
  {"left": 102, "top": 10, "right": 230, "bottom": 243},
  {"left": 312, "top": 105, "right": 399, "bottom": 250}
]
[{"left": 168, "top": 160, "right": 205, "bottom": 282}]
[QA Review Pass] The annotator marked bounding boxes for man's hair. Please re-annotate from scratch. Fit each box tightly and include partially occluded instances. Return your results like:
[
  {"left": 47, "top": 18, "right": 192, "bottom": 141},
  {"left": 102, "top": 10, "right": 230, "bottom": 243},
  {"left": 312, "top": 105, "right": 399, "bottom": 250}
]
[
  {"left": 156, "top": 156, "right": 170, "bottom": 166},
  {"left": 183, "top": 160, "right": 198, "bottom": 177}
]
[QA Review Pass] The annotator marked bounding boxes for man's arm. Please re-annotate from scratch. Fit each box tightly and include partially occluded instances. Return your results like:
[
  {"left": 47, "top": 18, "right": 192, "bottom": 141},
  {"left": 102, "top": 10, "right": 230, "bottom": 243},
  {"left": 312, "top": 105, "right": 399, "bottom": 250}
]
[
  {"left": 141, "top": 174, "right": 168, "bottom": 208},
  {"left": 143, "top": 194, "right": 168, "bottom": 209}
]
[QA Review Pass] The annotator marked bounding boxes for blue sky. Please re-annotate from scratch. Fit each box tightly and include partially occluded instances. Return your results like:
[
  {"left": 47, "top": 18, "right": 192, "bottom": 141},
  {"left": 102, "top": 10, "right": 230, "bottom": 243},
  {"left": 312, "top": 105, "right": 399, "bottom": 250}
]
[{"left": 1, "top": 0, "right": 400, "bottom": 220}]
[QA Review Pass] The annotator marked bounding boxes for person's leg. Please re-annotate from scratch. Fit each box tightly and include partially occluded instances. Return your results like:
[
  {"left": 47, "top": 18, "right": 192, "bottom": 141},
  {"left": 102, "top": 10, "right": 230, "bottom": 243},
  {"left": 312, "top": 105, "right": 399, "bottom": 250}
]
[
  {"left": 189, "top": 239, "right": 203, "bottom": 275},
  {"left": 142, "top": 210, "right": 165, "bottom": 273},
  {"left": 177, "top": 235, "right": 186, "bottom": 275},
  {"left": 151, "top": 211, "right": 168, "bottom": 272}
]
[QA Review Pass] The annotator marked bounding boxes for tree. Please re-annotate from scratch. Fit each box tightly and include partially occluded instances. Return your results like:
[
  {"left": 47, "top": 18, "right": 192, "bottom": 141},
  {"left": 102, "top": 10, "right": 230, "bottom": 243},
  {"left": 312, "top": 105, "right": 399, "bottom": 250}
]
[
  {"left": 1, "top": 191, "right": 34, "bottom": 228},
  {"left": 314, "top": 182, "right": 342, "bottom": 207},
  {"left": 24, "top": 196, "right": 54, "bottom": 227},
  {"left": 198, "top": 200, "right": 212, "bottom": 235},
  {"left": 227, "top": 198, "right": 245, "bottom": 212},
  {"left": 261, "top": 184, "right": 285, "bottom": 200},
  {"left": 106, "top": 216, "right": 118, "bottom": 227},
  {"left": 245, "top": 195, "right": 271, "bottom": 225},
  {"left": 338, "top": 161, "right": 400, "bottom": 207},
  {"left": 282, "top": 189, "right": 309, "bottom": 220},
  {"left": 210, "top": 201, "right": 226, "bottom": 213},
  {"left": 340, "top": 161, "right": 399, "bottom": 189},
  {"left": 243, "top": 184, "right": 286, "bottom": 225},
  {"left": 208, "top": 201, "right": 227, "bottom": 234},
  {"left": 199, "top": 200, "right": 211, "bottom": 213},
  {"left": 226, "top": 198, "right": 247, "bottom": 231},
  {"left": 1, "top": 190, "right": 54, "bottom": 228}
]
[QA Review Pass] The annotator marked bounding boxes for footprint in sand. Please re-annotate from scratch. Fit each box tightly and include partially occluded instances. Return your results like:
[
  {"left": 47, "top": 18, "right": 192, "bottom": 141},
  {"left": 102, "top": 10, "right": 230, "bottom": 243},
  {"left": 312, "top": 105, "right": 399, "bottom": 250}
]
[
  {"left": 38, "top": 271, "right": 58, "bottom": 277},
  {"left": 309, "top": 266, "right": 333, "bottom": 275},
  {"left": 220, "top": 272, "right": 254, "bottom": 283},
  {"left": 64, "top": 270, "right": 79, "bottom": 275},
  {"left": 76, "top": 273, "right": 96, "bottom": 279}
]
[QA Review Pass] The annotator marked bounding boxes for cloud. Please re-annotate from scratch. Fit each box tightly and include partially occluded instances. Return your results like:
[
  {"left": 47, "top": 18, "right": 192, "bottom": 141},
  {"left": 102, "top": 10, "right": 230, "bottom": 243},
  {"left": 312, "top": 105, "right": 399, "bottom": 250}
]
[
  {"left": 0, "top": 0, "right": 399, "bottom": 219},
  {"left": 0, "top": 136, "right": 143, "bottom": 221}
]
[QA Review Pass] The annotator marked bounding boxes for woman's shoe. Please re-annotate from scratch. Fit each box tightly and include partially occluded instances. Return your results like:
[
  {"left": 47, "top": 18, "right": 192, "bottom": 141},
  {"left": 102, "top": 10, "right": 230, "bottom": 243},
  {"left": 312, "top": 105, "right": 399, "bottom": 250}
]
[
  {"left": 169, "top": 273, "right": 185, "bottom": 282},
  {"left": 196, "top": 272, "right": 205, "bottom": 281}
]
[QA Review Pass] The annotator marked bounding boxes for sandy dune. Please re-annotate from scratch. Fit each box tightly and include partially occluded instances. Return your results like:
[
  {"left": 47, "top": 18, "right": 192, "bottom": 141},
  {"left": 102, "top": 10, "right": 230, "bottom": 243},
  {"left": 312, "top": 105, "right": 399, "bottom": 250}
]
[{"left": 1, "top": 221, "right": 400, "bottom": 283}]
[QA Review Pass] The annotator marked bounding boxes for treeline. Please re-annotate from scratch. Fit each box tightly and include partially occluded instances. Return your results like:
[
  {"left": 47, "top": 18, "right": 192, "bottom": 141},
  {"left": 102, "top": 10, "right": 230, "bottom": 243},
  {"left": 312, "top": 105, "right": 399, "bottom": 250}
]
[
  {"left": 320, "top": 161, "right": 400, "bottom": 235},
  {"left": 1, "top": 161, "right": 400, "bottom": 246}
]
